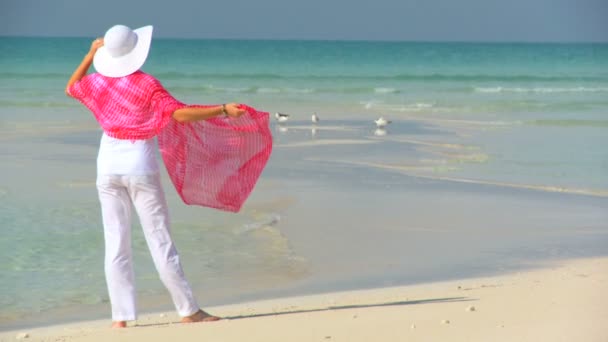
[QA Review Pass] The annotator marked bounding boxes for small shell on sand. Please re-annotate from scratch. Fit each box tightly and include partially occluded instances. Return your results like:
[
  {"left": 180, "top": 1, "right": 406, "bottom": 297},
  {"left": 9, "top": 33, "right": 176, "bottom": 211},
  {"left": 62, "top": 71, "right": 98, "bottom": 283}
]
[
  {"left": 16, "top": 332, "right": 30, "bottom": 339},
  {"left": 441, "top": 319, "right": 450, "bottom": 324},
  {"left": 410, "top": 324, "right": 416, "bottom": 329},
  {"left": 466, "top": 305, "right": 476, "bottom": 312}
]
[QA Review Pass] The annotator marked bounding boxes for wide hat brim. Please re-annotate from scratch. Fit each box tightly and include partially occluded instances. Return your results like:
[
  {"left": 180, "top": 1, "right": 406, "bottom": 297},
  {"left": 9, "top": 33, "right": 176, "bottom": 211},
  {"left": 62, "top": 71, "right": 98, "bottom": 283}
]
[{"left": 93, "top": 25, "right": 153, "bottom": 78}]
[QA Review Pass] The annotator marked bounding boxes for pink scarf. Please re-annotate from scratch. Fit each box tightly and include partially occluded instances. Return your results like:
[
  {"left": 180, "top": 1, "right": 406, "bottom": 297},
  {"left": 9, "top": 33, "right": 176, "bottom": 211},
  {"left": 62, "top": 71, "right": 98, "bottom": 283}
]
[{"left": 68, "top": 71, "right": 272, "bottom": 212}]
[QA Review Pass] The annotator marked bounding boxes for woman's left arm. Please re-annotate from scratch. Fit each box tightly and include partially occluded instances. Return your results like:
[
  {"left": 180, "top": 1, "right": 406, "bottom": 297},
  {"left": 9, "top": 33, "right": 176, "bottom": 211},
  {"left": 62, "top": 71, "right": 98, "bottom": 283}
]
[{"left": 65, "top": 38, "right": 104, "bottom": 96}]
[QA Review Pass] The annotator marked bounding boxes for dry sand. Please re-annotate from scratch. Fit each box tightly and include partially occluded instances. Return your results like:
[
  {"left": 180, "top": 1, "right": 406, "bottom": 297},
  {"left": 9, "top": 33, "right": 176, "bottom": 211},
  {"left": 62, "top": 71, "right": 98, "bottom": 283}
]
[{"left": 2, "top": 257, "right": 606, "bottom": 342}]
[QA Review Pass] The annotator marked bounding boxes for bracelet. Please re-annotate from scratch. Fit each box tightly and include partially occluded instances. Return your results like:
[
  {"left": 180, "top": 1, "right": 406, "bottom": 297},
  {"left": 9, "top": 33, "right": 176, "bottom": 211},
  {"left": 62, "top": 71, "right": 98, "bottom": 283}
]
[{"left": 222, "top": 104, "right": 228, "bottom": 117}]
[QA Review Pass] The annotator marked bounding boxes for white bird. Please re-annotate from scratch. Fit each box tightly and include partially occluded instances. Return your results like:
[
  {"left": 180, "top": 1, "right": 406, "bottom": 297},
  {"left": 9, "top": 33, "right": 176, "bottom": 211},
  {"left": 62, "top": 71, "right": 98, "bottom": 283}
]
[
  {"left": 311, "top": 113, "right": 319, "bottom": 124},
  {"left": 374, "top": 116, "right": 392, "bottom": 128},
  {"left": 275, "top": 112, "right": 290, "bottom": 123}
]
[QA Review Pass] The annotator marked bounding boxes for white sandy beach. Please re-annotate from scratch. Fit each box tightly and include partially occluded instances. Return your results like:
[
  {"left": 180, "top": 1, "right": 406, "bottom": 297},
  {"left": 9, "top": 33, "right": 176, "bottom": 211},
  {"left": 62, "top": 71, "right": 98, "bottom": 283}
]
[{"left": 2, "top": 256, "right": 606, "bottom": 342}]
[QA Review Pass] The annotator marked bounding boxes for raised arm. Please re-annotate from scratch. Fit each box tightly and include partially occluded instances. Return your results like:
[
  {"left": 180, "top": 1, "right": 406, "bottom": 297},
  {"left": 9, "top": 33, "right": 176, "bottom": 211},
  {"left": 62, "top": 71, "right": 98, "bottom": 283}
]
[
  {"left": 172, "top": 103, "right": 246, "bottom": 122},
  {"left": 65, "top": 38, "right": 104, "bottom": 96}
]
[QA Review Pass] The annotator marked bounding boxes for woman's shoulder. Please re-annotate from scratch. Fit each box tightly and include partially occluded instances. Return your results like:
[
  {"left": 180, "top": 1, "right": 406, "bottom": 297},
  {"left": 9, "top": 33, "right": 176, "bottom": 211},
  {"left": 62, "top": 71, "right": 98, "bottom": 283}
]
[
  {"left": 120, "top": 71, "right": 163, "bottom": 91},
  {"left": 130, "top": 71, "right": 160, "bottom": 83}
]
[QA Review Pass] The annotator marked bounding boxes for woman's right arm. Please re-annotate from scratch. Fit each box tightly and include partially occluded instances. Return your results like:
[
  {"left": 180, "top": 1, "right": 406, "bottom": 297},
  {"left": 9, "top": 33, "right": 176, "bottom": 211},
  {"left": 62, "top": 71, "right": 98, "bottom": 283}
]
[
  {"left": 172, "top": 103, "right": 246, "bottom": 122},
  {"left": 65, "top": 38, "right": 104, "bottom": 96}
]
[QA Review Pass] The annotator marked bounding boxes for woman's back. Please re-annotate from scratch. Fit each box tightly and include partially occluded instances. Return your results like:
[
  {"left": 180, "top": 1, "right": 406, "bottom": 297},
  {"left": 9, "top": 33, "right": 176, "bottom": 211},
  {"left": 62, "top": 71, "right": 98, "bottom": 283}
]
[{"left": 69, "top": 71, "right": 179, "bottom": 140}]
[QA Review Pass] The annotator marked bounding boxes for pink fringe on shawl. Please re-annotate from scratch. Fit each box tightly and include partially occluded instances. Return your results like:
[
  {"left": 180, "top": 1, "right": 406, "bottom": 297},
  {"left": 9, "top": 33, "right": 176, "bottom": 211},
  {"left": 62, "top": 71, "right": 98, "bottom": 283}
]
[{"left": 69, "top": 71, "right": 272, "bottom": 212}]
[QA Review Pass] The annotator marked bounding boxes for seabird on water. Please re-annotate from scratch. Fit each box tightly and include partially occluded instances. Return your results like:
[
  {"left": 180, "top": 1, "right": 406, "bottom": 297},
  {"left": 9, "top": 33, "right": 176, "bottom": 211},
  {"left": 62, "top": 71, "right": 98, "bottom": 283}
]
[
  {"left": 374, "top": 116, "right": 392, "bottom": 128},
  {"left": 275, "top": 112, "right": 290, "bottom": 123}
]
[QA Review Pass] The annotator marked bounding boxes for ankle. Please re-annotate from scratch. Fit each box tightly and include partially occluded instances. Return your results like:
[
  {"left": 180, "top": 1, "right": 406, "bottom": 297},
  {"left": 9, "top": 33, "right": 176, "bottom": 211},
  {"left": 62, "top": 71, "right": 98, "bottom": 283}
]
[{"left": 181, "top": 310, "right": 221, "bottom": 323}]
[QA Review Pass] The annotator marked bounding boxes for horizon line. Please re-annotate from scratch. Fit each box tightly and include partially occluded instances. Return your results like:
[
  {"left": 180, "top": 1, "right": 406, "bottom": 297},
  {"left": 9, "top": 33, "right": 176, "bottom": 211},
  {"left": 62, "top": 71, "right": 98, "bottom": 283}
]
[{"left": 1, "top": 34, "right": 607, "bottom": 45}]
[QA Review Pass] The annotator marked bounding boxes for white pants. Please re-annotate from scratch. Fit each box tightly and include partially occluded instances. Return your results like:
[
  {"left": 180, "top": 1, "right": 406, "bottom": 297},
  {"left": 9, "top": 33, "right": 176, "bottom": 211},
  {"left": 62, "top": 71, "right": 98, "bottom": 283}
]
[{"left": 96, "top": 174, "right": 200, "bottom": 321}]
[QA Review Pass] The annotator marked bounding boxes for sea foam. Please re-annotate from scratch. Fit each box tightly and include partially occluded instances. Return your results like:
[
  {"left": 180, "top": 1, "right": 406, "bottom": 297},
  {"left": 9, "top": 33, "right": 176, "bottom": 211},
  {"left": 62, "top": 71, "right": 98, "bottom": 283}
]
[{"left": 475, "top": 86, "right": 608, "bottom": 93}]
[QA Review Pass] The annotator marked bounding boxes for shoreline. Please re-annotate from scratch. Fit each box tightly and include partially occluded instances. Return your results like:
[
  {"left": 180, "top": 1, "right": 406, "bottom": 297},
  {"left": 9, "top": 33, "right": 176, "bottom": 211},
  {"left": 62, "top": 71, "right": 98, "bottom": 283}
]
[
  {"left": 2, "top": 164, "right": 606, "bottom": 334},
  {"left": 2, "top": 256, "right": 606, "bottom": 342}
]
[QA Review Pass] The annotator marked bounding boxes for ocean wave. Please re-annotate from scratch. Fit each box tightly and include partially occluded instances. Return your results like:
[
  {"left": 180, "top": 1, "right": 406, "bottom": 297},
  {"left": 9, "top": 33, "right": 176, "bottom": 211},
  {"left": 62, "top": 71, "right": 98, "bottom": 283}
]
[
  {"left": 0, "top": 72, "right": 67, "bottom": 80},
  {"left": 0, "top": 100, "right": 77, "bottom": 108},
  {"left": 527, "top": 119, "right": 608, "bottom": 128},
  {"left": 154, "top": 72, "right": 608, "bottom": 83},
  {"left": 362, "top": 100, "right": 608, "bottom": 114},
  {"left": 171, "top": 85, "right": 403, "bottom": 95},
  {"left": 256, "top": 87, "right": 282, "bottom": 93},
  {"left": 4, "top": 71, "right": 606, "bottom": 83},
  {"left": 475, "top": 86, "right": 608, "bottom": 93},
  {"left": 363, "top": 102, "right": 437, "bottom": 112},
  {"left": 156, "top": 71, "right": 285, "bottom": 80},
  {"left": 169, "top": 85, "right": 315, "bottom": 94},
  {"left": 374, "top": 87, "right": 400, "bottom": 94},
  {"left": 401, "top": 103, "right": 435, "bottom": 111}
]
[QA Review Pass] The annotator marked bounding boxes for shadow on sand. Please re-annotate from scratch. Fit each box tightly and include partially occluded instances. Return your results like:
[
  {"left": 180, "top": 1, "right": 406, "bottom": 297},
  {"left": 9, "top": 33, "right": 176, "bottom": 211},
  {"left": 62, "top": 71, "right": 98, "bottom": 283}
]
[{"left": 135, "top": 296, "right": 472, "bottom": 327}]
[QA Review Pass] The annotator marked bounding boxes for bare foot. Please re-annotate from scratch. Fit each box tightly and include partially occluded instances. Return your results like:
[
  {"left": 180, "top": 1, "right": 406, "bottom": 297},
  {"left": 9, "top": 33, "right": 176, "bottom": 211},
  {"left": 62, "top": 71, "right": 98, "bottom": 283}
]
[
  {"left": 111, "top": 321, "right": 127, "bottom": 328},
  {"left": 181, "top": 310, "right": 221, "bottom": 323}
]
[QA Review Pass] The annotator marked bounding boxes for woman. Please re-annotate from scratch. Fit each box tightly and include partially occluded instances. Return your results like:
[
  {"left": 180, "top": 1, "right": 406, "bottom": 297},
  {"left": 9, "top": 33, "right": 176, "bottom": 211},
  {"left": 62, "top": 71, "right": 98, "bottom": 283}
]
[{"left": 66, "top": 25, "right": 272, "bottom": 328}]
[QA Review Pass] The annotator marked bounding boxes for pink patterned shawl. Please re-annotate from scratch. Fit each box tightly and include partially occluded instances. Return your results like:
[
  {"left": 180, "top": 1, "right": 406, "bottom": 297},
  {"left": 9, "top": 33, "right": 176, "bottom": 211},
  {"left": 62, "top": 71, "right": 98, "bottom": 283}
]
[{"left": 68, "top": 71, "right": 272, "bottom": 212}]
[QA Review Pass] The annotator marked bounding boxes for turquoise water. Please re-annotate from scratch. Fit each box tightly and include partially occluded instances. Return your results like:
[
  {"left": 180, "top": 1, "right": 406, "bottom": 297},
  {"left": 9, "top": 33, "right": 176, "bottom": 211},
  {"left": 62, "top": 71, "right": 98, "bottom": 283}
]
[{"left": 1, "top": 38, "right": 607, "bottom": 329}]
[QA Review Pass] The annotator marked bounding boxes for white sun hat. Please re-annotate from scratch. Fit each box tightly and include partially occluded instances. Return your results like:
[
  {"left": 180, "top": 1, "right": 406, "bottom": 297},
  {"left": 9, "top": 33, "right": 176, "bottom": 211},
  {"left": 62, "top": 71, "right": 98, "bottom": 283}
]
[{"left": 93, "top": 25, "right": 153, "bottom": 77}]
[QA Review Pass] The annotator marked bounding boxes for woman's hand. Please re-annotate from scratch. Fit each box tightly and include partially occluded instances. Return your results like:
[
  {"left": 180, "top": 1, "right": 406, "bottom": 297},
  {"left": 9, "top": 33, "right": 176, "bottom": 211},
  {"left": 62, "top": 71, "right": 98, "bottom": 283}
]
[
  {"left": 89, "top": 38, "right": 104, "bottom": 55},
  {"left": 224, "top": 103, "right": 246, "bottom": 118}
]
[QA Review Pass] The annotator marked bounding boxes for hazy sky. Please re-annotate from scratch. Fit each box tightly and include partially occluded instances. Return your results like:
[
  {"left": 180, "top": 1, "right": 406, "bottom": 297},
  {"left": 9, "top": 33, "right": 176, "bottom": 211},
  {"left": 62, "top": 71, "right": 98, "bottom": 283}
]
[{"left": 1, "top": 0, "right": 606, "bottom": 42}]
